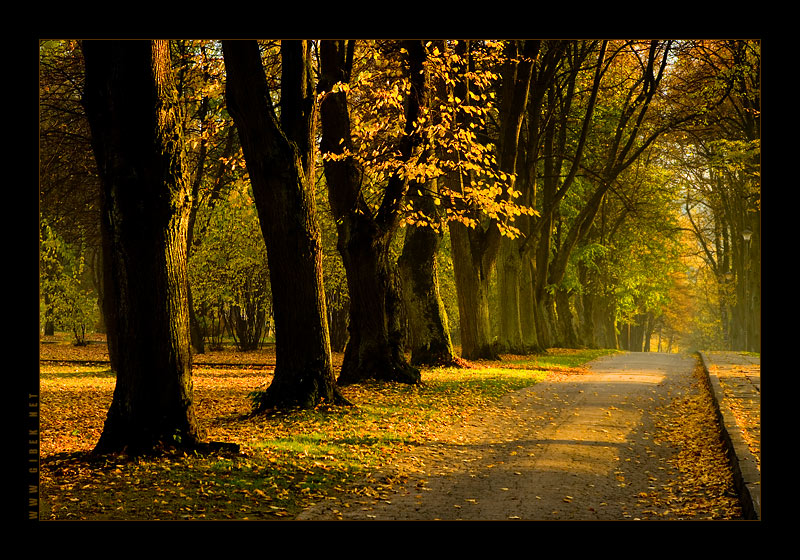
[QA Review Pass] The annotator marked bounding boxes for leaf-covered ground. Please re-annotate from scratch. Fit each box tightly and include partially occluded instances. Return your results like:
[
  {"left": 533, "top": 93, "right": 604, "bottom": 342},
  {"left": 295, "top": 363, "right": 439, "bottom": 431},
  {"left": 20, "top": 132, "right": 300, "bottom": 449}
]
[
  {"left": 636, "top": 362, "right": 744, "bottom": 519},
  {"left": 37, "top": 335, "right": 743, "bottom": 521}
]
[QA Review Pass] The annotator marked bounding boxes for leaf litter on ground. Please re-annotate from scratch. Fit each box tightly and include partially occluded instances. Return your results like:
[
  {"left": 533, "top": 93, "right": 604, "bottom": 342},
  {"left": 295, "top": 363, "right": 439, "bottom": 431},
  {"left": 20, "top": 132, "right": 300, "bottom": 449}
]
[{"left": 38, "top": 336, "right": 742, "bottom": 521}]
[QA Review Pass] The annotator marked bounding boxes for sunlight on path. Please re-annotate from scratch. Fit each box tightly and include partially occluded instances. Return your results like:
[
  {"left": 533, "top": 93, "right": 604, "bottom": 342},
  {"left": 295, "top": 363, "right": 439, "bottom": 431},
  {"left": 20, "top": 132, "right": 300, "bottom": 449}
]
[{"left": 299, "top": 352, "right": 700, "bottom": 521}]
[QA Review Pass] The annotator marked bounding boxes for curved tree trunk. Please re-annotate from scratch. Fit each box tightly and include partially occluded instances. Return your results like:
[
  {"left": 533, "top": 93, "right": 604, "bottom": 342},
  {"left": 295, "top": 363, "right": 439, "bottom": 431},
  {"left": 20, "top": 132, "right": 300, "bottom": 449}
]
[
  {"left": 222, "top": 40, "right": 344, "bottom": 410},
  {"left": 83, "top": 40, "right": 207, "bottom": 456}
]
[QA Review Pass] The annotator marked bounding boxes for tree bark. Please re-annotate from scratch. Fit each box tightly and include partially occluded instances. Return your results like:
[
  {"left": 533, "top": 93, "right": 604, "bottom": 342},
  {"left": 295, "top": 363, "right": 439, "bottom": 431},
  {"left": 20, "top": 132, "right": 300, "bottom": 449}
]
[
  {"left": 496, "top": 237, "right": 526, "bottom": 353},
  {"left": 448, "top": 40, "right": 535, "bottom": 360},
  {"left": 399, "top": 198, "right": 458, "bottom": 366},
  {"left": 82, "top": 40, "right": 209, "bottom": 455},
  {"left": 222, "top": 40, "right": 344, "bottom": 409},
  {"left": 555, "top": 287, "right": 580, "bottom": 348},
  {"left": 448, "top": 219, "right": 497, "bottom": 360},
  {"left": 318, "top": 40, "right": 424, "bottom": 385}
]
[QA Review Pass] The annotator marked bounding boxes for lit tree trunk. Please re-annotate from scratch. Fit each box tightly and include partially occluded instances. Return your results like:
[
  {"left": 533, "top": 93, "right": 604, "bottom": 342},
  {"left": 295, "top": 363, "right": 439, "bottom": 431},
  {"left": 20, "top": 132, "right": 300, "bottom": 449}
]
[
  {"left": 496, "top": 238, "right": 526, "bottom": 353},
  {"left": 318, "top": 39, "right": 423, "bottom": 385},
  {"left": 449, "top": 218, "right": 498, "bottom": 360},
  {"left": 222, "top": 40, "right": 344, "bottom": 409},
  {"left": 398, "top": 183, "right": 459, "bottom": 366},
  {"left": 519, "top": 259, "right": 540, "bottom": 350},
  {"left": 82, "top": 40, "right": 213, "bottom": 455}
]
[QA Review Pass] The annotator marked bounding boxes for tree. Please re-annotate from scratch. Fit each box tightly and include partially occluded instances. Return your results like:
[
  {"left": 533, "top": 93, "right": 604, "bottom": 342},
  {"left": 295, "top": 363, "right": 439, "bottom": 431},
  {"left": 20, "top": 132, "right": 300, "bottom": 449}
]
[
  {"left": 675, "top": 40, "right": 760, "bottom": 352},
  {"left": 39, "top": 41, "right": 108, "bottom": 345},
  {"left": 317, "top": 40, "right": 425, "bottom": 385},
  {"left": 535, "top": 40, "right": 686, "bottom": 348},
  {"left": 188, "top": 183, "right": 273, "bottom": 351},
  {"left": 173, "top": 39, "right": 237, "bottom": 355},
  {"left": 397, "top": 40, "right": 460, "bottom": 367},
  {"left": 495, "top": 40, "right": 603, "bottom": 353},
  {"left": 39, "top": 219, "right": 98, "bottom": 345},
  {"left": 222, "top": 40, "right": 345, "bottom": 409},
  {"left": 442, "top": 40, "right": 537, "bottom": 360},
  {"left": 82, "top": 40, "right": 228, "bottom": 455}
]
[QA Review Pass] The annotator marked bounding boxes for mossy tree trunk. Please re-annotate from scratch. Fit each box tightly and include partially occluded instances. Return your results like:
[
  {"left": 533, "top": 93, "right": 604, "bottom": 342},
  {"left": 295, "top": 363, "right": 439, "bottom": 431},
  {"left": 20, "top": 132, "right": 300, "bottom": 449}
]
[{"left": 399, "top": 196, "right": 458, "bottom": 366}]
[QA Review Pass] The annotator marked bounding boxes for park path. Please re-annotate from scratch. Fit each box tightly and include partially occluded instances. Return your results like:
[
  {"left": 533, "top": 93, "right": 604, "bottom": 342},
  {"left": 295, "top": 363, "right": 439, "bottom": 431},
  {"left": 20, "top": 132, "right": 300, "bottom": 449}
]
[{"left": 298, "top": 352, "right": 704, "bottom": 521}]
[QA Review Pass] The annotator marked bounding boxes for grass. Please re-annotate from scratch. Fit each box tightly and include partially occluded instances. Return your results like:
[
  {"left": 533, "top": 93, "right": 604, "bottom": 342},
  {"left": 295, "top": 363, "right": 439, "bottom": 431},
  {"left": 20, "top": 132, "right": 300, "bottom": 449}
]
[{"left": 38, "top": 337, "right": 618, "bottom": 520}]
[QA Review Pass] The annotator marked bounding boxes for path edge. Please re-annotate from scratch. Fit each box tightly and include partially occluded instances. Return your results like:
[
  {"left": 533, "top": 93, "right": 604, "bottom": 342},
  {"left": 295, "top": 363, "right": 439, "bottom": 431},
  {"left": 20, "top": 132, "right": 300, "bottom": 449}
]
[{"left": 697, "top": 351, "right": 761, "bottom": 521}]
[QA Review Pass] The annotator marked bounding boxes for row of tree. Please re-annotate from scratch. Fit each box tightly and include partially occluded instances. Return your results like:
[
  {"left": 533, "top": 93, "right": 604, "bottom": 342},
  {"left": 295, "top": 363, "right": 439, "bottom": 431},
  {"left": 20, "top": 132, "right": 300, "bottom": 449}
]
[{"left": 39, "top": 39, "right": 760, "bottom": 455}]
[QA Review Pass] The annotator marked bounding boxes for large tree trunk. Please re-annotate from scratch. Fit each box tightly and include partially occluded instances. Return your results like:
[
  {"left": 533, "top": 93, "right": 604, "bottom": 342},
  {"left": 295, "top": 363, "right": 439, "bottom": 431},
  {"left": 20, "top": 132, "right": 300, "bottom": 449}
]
[
  {"left": 222, "top": 40, "right": 343, "bottom": 409},
  {"left": 336, "top": 215, "right": 420, "bottom": 385},
  {"left": 587, "top": 293, "right": 618, "bottom": 350},
  {"left": 82, "top": 40, "right": 209, "bottom": 456},
  {"left": 318, "top": 40, "right": 424, "bottom": 385},
  {"left": 398, "top": 211, "right": 458, "bottom": 367}
]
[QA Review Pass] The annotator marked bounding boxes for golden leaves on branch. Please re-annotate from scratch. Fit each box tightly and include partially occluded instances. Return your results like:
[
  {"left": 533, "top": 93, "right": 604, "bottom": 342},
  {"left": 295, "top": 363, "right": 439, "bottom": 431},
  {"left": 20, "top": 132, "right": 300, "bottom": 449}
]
[{"left": 317, "top": 39, "right": 537, "bottom": 237}]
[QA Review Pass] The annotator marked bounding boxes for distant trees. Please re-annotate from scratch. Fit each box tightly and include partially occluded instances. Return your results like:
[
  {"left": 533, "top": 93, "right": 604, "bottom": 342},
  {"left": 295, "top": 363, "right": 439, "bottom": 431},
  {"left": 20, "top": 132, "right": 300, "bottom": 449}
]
[
  {"left": 188, "top": 183, "right": 273, "bottom": 351},
  {"left": 674, "top": 40, "right": 761, "bottom": 352},
  {"left": 39, "top": 219, "right": 97, "bottom": 345},
  {"left": 39, "top": 41, "right": 104, "bottom": 341}
]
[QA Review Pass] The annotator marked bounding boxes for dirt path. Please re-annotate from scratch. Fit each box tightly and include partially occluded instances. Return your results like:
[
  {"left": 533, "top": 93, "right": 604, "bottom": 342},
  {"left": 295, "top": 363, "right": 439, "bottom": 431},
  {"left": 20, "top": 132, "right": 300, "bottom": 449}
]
[{"left": 298, "top": 352, "right": 700, "bottom": 521}]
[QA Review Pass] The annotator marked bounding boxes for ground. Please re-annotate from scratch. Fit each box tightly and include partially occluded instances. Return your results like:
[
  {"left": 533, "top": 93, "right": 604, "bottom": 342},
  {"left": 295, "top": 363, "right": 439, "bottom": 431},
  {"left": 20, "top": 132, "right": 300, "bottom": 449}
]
[
  {"left": 37, "top": 336, "right": 742, "bottom": 521},
  {"left": 298, "top": 352, "right": 741, "bottom": 521}
]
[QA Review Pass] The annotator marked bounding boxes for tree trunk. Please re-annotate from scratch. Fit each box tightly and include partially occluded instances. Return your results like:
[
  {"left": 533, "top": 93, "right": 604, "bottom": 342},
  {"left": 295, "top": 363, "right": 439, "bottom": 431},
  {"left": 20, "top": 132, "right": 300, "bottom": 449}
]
[
  {"left": 532, "top": 289, "right": 556, "bottom": 350},
  {"left": 449, "top": 221, "right": 497, "bottom": 360},
  {"left": 496, "top": 237, "right": 526, "bottom": 354},
  {"left": 555, "top": 288, "right": 580, "bottom": 348},
  {"left": 587, "top": 293, "right": 618, "bottom": 350},
  {"left": 577, "top": 291, "right": 597, "bottom": 349},
  {"left": 398, "top": 215, "right": 458, "bottom": 367},
  {"left": 222, "top": 40, "right": 343, "bottom": 409},
  {"left": 82, "top": 40, "right": 210, "bottom": 456},
  {"left": 336, "top": 216, "right": 421, "bottom": 385},
  {"left": 318, "top": 39, "right": 424, "bottom": 385},
  {"left": 519, "top": 259, "right": 541, "bottom": 352}
]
